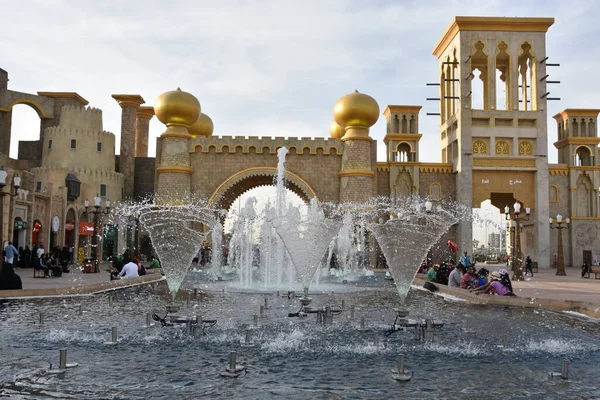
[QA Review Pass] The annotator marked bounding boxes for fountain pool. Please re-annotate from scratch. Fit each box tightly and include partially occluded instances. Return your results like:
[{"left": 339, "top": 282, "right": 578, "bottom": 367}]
[{"left": 1, "top": 273, "right": 599, "bottom": 399}]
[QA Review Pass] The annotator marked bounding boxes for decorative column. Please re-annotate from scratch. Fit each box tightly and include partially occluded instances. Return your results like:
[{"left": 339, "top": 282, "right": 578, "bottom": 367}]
[
  {"left": 333, "top": 90, "right": 379, "bottom": 203},
  {"left": 154, "top": 88, "right": 201, "bottom": 202},
  {"left": 112, "top": 94, "right": 145, "bottom": 199},
  {"left": 135, "top": 106, "right": 154, "bottom": 157}
]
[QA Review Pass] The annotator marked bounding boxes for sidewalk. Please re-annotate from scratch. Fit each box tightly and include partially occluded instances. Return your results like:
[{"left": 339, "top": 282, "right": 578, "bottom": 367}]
[
  {"left": 415, "top": 263, "right": 600, "bottom": 318},
  {"left": 0, "top": 262, "right": 164, "bottom": 298}
]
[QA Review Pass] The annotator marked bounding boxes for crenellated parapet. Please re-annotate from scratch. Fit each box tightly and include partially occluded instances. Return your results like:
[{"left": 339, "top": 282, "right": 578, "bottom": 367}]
[
  {"left": 58, "top": 105, "right": 103, "bottom": 131},
  {"left": 189, "top": 136, "right": 343, "bottom": 155}
]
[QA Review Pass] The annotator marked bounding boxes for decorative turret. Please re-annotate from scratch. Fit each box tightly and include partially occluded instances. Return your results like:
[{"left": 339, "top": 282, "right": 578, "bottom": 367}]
[
  {"left": 333, "top": 90, "right": 379, "bottom": 203},
  {"left": 154, "top": 88, "right": 201, "bottom": 202}
]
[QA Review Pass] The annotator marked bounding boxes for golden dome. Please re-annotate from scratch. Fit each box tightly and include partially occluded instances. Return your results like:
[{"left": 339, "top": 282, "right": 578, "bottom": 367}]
[
  {"left": 154, "top": 88, "right": 201, "bottom": 127},
  {"left": 188, "top": 113, "right": 214, "bottom": 137},
  {"left": 329, "top": 119, "right": 344, "bottom": 140},
  {"left": 333, "top": 90, "right": 380, "bottom": 129}
]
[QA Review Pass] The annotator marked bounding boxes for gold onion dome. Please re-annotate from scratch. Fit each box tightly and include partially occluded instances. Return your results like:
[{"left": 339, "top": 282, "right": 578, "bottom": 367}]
[
  {"left": 333, "top": 90, "right": 380, "bottom": 129},
  {"left": 154, "top": 88, "right": 201, "bottom": 127},
  {"left": 329, "top": 120, "right": 344, "bottom": 140},
  {"left": 188, "top": 113, "right": 214, "bottom": 137}
]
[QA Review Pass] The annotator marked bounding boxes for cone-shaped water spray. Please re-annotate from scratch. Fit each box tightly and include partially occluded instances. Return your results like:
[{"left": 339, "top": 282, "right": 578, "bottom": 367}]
[
  {"left": 360, "top": 197, "right": 469, "bottom": 304},
  {"left": 270, "top": 199, "right": 342, "bottom": 290}
]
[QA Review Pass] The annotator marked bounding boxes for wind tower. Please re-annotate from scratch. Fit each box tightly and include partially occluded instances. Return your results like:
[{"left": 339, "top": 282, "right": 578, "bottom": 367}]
[{"left": 431, "top": 17, "right": 555, "bottom": 263}]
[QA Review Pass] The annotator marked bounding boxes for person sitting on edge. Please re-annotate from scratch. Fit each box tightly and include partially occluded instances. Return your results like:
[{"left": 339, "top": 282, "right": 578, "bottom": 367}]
[
  {"left": 136, "top": 258, "right": 147, "bottom": 276},
  {"left": 471, "top": 270, "right": 515, "bottom": 296},
  {"left": 150, "top": 256, "right": 160, "bottom": 269},
  {"left": 471, "top": 268, "right": 489, "bottom": 289},
  {"left": 460, "top": 266, "right": 476, "bottom": 289},
  {"left": 119, "top": 255, "right": 139, "bottom": 279},
  {"left": 448, "top": 263, "right": 464, "bottom": 287},
  {"left": 427, "top": 264, "right": 439, "bottom": 282}
]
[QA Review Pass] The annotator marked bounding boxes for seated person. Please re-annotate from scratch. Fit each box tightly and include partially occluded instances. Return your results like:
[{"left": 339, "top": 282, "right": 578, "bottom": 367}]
[
  {"left": 150, "top": 256, "right": 161, "bottom": 269},
  {"left": 471, "top": 270, "right": 515, "bottom": 296},
  {"left": 0, "top": 262, "right": 22, "bottom": 290},
  {"left": 582, "top": 262, "right": 591, "bottom": 278},
  {"left": 45, "top": 254, "right": 62, "bottom": 277},
  {"left": 136, "top": 259, "right": 147, "bottom": 276},
  {"left": 460, "top": 266, "right": 476, "bottom": 289},
  {"left": 34, "top": 255, "right": 50, "bottom": 277},
  {"left": 110, "top": 257, "right": 124, "bottom": 280},
  {"left": 471, "top": 268, "right": 489, "bottom": 289},
  {"left": 119, "top": 256, "right": 139, "bottom": 279}
]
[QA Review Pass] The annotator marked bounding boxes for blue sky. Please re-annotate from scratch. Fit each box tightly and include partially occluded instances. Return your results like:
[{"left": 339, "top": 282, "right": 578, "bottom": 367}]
[{"left": 4, "top": 0, "right": 600, "bottom": 165}]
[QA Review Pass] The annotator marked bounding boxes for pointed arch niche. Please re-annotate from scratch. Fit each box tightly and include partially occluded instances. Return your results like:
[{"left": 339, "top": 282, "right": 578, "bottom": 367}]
[
  {"left": 394, "top": 169, "right": 413, "bottom": 198},
  {"left": 470, "top": 41, "right": 489, "bottom": 110},
  {"left": 576, "top": 173, "right": 593, "bottom": 217}
]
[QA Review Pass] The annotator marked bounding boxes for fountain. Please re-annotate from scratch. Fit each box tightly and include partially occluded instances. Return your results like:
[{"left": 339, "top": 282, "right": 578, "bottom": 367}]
[
  {"left": 113, "top": 199, "right": 215, "bottom": 300},
  {"left": 3, "top": 152, "right": 600, "bottom": 399}
]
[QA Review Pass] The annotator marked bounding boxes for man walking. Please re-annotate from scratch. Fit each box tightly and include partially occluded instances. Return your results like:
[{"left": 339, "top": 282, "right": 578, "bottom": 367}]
[{"left": 4, "top": 241, "right": 19, "bottom": 267}]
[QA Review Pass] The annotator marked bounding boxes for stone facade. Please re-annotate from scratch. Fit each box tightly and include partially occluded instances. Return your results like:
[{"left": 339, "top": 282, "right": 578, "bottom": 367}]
[{"left": 0, "top": 70, "right": 125, "bottom": 259}]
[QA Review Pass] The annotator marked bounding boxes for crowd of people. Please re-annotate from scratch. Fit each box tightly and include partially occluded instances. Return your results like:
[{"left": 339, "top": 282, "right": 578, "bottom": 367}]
[{"left": 423, "top": 251, "right": 516, "bottom": 296}]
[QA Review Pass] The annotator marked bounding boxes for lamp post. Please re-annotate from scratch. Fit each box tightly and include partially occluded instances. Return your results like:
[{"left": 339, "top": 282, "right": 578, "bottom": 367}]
[
  {"left": 504, "top": 201, "right": 530, "bottom": 281},
  {"left": 549, "top": 214, "right": 569, "bottom": 276},
  {"left": 0, "top": 168, "right": 21, "bottom": 253},
  {"left": 84, "top": 194, "right": 110, "bottom": 272}
]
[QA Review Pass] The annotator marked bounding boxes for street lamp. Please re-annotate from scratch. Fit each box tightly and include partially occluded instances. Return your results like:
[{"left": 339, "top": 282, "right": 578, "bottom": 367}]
[
  {"left": 84, "top": 194, "right": 110, "bottom": 272},
  {"left": 505, "top": 201, "right": 530, "bottom": 281},
  {"left": 549, "top": 214, "right": 570, "bottom": 276},
  {"left": 0, "top": 168, "right": 21, "bottom": 251}
]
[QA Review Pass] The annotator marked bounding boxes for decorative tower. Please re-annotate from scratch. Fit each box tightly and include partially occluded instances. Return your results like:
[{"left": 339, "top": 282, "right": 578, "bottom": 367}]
[
  {"left": 432, "top": 16, "right": 554, "bottom": 263},
  {"left": 333, "top": 90, "right": 379, "bottom": 203},
  {"left": 552, "top": 109, "right": 600, "bottom": 266},
  {"left": 383, "top": 105, "right": 422, "bottom": 198},
  {"left": 154, "top": 88, "right": 201, "bottom": 202}
]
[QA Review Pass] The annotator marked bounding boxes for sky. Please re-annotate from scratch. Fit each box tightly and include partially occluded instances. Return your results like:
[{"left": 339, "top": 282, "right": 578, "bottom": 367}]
[
  {"left": 5, "top": 0, "right": 600, "bottom": 163},
  {"left": 4, "top": 0, "right": 600, "bottom": 243}
]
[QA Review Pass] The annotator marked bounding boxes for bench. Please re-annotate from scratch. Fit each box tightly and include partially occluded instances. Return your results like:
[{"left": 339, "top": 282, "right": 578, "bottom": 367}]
[
  {"left": 587, "top": 267, "right": 600, "bottom": 279},
  {"left": 33, "top": 268, "right": 46, "bottom": 278}
]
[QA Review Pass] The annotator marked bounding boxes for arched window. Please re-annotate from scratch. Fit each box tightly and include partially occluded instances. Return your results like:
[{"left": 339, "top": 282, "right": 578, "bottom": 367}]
[
  {"left": 572, "top": 118, "right": 580, "bottom": 137},
  {"left": 401, "top": 115, "right": 408, "bottom": 133},
  {"left": 392, "top": 115, "right": 400, "bottom": 133},
  {"left": 396, "top": 142, "right": 412, "bottom": 162},
  {"left": 495, "top": 41, "right": 510, "bottom": 110},
  {"left": 589, "top": 118, "right": 596, "bottom": 137},
  {"left": 472, "top": 140, "right": 487, "bottom": 154},
  {"left": 470, "top": 41, "right": 488, "bottom": 110},
  {"left": 517, "top": 42, "right": 536, "bottom": 111},
  {"left": 575, "top": 146, "right": 592, "bottom": 166},
  {"left": 495, "top": 140, "right": 510, "bottom": 155}
]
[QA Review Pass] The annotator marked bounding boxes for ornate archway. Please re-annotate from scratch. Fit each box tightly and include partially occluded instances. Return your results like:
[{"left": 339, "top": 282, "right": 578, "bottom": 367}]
[{"left": 207, "top": 167, "right": 317, "bottom": 211}]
